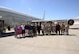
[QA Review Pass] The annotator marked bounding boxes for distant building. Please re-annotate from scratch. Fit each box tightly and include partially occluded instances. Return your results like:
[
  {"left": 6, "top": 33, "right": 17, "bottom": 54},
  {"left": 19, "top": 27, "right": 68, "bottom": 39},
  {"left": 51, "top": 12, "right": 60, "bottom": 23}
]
[{"left": 0, "top": 6, "right": 41, "bottom": 26}]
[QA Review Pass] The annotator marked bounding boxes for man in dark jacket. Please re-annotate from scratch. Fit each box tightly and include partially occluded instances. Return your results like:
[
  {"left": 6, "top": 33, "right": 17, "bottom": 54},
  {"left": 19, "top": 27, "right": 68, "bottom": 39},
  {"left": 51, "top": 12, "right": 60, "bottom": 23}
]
[
  {"left": 56, "top": 23, "right": 60, "bottom": 35},
  {"left": 37, "top": 23, "right": 41, "bottom": 35}
]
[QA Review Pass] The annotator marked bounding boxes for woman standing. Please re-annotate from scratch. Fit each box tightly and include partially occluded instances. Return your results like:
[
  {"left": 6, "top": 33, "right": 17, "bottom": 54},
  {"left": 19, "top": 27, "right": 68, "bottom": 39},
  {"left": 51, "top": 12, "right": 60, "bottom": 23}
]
[
  {"left": 17, "top": 24, "right": 22, "bottom": 38},
  {"left": 14, "top": 24, "right": 18, "bottom": 38}
]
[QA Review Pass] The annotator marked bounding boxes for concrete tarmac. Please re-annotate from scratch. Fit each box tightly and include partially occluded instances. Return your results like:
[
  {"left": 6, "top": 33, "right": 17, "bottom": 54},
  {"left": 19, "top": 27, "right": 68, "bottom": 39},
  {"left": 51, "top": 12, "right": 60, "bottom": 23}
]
[{"left": 0, "top": 27, "right": 79, "bottom": 54}]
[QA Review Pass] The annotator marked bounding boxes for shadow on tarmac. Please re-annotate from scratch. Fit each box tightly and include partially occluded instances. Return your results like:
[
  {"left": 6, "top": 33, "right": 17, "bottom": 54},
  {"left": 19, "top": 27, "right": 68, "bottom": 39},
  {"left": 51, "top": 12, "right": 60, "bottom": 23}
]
[{"left": 0, "top": 32, "right": 76, "bottom": 38}]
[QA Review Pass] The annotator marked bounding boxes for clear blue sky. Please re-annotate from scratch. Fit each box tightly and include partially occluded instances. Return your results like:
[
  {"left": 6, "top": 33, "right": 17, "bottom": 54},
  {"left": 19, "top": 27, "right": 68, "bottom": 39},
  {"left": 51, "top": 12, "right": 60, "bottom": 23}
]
[{"left": 0, "top": 0, "right": 79, "bottom": 20}]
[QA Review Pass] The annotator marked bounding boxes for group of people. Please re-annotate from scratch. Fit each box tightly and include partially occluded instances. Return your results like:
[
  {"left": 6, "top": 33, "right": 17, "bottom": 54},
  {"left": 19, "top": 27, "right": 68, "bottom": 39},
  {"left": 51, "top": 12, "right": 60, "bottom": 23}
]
[{"left": 13, "top": 22, "right": 69, "bottom": 38}]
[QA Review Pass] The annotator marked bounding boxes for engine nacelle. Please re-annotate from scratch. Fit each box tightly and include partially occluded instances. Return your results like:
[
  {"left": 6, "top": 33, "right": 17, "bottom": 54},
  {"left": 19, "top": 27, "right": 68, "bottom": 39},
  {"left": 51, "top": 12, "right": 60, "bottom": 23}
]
[{"left": 68, "top": 19, "right": 74, "bottom": 26}]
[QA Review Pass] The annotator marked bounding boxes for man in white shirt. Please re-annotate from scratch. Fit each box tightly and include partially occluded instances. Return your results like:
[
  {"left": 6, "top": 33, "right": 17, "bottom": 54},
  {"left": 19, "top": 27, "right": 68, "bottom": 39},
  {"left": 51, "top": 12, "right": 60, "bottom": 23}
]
[{"left": 21, "top": 23, "right": 25, "bottom": 38}]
